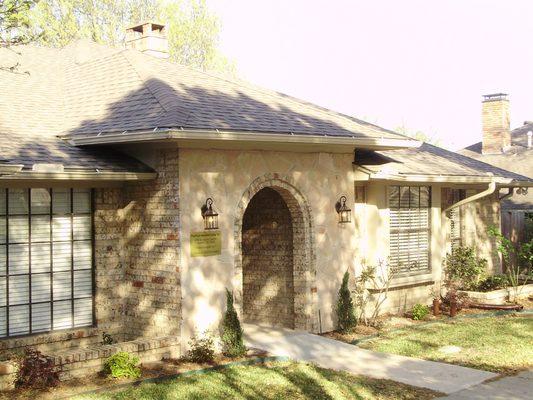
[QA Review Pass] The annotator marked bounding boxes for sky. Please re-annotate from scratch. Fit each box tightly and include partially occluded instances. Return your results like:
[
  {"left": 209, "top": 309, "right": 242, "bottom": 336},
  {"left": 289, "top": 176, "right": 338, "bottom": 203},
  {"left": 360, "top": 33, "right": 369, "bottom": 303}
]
[{"left": 208, "top": 0, "right": 533, "bottom": 150}]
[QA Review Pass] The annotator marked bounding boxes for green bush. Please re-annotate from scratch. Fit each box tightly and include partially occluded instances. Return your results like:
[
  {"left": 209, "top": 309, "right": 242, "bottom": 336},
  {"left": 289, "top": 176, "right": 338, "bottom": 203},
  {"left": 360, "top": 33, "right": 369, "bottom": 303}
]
[
  {"left": 445, "top": 246, "right": 487, "bottom": 290},
  {"left": 221, "top": 289, "right": 246, "bottom": 358},
  {"left": 411, "top": 304, "right": 430, "bottom": 320},
  {"left": 476, "top": 274, "right": 510, "bottom": 292},
  {"left": 103, "top": 352, "right": 141, "bottom": 379},
  {"left": 336, "top": 271, "right": 357, "bottom": 332},
  {"left": 187, "top": 332, "right": 215, "bottom": 363}
]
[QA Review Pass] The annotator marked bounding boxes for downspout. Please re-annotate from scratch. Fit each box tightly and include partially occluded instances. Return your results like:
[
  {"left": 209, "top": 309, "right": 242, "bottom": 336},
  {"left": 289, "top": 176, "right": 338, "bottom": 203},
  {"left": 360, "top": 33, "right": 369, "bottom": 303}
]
[
  {"left": 444, "top": 180, "right": 497, "bottom": 216},
  {"left": 499, "top": 187, "right": 513, "bottom": 201}
]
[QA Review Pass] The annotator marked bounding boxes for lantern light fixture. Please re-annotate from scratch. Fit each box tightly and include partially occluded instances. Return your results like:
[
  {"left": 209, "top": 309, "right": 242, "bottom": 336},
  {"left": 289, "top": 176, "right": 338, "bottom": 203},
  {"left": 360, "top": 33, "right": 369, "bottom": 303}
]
[
  {"left": 202, "top": 197, "right": 219, "bottom": 230},
  {"left": 336, "top": 195, "right": 352, "bottom": 224}
]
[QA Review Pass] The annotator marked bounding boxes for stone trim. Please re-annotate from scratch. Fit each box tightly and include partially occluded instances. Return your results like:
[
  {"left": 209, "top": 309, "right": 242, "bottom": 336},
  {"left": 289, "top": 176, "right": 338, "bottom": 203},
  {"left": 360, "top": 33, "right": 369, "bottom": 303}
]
[{"left": 233, "top": 173, "right": 318, "bottom": 332}]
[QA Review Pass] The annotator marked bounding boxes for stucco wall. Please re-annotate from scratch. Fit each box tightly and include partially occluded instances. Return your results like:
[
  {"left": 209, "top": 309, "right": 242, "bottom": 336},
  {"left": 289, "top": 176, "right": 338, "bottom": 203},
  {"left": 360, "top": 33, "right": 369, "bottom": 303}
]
[{"left": 178, "top": 149, "right": 357, "bottom": 343}]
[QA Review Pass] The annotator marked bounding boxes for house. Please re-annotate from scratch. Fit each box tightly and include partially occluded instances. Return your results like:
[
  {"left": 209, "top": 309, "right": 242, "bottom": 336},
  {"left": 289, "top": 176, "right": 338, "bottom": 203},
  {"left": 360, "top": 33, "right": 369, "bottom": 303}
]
[
  {"left": 460, "top": 93, "right": 533, "bottom": 245},
  {"left": 0, "top": 22, "right": 531, "bottom": 382}
]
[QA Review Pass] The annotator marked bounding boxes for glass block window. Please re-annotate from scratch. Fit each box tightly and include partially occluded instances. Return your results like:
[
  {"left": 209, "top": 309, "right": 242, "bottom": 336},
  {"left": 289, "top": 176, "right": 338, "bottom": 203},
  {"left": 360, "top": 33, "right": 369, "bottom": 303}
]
[
  {"left": 0, "top": 188, "right": 93, "bottom": 338},
  {"left": 389, "top": 186, "right": 431, "bottom": 275}
]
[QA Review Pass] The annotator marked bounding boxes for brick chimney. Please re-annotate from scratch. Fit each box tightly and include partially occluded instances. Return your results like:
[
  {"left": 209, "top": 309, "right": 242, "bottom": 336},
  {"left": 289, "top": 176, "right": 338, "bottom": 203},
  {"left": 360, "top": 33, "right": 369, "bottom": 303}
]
[
  {"left": 481, "top": 93, "right": 511, "bottom": 154},
  {"left": 126, "top": 22, "right": 168, "bottom": 59}
]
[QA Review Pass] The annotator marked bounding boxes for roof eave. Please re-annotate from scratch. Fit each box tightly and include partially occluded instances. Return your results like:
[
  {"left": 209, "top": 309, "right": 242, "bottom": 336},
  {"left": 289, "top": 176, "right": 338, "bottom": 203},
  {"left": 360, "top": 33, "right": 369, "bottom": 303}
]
[
  {"left": 0, "top": 170, "right": 157, "bottom": 182},
  {"left": 66, "top": 128, "right": 421, "bottom": 152},
  {"left": 359, "top": 171, "right": 533, "bottom": 186}
]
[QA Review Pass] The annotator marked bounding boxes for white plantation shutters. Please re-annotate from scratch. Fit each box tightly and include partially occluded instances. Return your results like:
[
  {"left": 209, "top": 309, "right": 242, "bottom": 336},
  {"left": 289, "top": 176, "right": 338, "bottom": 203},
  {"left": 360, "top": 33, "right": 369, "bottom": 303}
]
[
  {"left": 389, "top": 186, "right": 431, "bottom": 275},
  {"left": 0, "top": 188, "right": 93, "bottom": 338}
]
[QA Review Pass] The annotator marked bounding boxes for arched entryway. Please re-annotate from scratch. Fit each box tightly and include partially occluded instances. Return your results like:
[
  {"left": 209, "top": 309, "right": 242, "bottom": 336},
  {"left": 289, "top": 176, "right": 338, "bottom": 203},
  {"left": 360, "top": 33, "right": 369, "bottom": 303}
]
[
  {"left": 242, "top": 187, "right": 295, "bottom": 328},
  {"left": 233, "top": 174, "right": 318, "bottom": 332}
]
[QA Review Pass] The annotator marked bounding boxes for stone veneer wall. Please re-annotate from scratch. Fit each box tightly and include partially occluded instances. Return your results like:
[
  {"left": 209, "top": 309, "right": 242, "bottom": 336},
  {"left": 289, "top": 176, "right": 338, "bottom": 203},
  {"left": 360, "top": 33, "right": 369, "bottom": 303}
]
[{"left": 242, "top": 187, "right": 295, "bottom": 328}]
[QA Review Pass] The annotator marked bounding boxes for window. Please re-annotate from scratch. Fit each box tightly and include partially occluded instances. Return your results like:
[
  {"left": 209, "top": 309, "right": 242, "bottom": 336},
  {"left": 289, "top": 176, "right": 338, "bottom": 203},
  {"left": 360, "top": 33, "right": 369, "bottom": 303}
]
[
  {"left": 448, "top": 189, "right": 465, "bottom": 250},
  {"left": 0, "top": 188, "right": 93, "bottom": 338},
  {"left": 389, "top": 186, "right": 431, "bottom": 275}
]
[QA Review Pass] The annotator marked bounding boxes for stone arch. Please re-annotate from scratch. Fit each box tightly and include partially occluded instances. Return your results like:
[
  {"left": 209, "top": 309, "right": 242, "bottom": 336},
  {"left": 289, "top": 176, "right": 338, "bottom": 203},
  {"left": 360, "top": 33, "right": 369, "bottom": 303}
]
[{"left": 234, "top": 173, "right": 318, "bottom": 332}]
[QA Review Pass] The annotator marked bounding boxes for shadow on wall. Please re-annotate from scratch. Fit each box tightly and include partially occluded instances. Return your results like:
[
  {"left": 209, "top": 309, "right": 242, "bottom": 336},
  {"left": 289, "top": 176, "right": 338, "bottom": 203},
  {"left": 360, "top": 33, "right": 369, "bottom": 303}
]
[{"left": 53, "top": 75, "right": 375, "bottom": 343}]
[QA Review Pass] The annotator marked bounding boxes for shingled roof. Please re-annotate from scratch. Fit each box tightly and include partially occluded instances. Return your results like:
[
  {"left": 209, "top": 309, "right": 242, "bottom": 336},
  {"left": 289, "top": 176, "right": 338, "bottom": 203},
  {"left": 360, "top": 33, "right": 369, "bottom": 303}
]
[
  {"left": 356, "top": 143, "right": 532, "bottom": 183},
  {"left": 1, "top": 39, "right": 532, "bottom": 187}
]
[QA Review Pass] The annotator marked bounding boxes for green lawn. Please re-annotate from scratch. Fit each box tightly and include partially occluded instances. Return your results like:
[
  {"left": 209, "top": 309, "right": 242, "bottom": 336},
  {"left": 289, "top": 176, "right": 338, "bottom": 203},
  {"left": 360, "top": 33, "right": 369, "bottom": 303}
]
[
  {"left": 359, "top": 314, "right": 533, "bottom": 374},
  {"left": 72, "top": 361, "right": 439, "bottom": 400}
]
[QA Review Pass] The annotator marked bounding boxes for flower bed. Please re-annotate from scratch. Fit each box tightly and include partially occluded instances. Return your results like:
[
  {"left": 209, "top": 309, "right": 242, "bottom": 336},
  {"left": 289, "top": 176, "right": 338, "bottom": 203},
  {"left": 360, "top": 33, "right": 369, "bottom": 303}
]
[{"left": 459, "top": 283, "right": 533, "bottom": 305}]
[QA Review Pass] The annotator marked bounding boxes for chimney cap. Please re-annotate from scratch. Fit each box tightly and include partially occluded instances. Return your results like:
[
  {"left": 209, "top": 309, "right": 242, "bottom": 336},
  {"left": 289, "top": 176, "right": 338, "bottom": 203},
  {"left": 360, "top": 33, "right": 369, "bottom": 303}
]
[
  {"left": 483, "top": 93, "right": 508, "bottom": 102},
  {"left": 126, "top": 21, "right": 166, "bottom": 34}
]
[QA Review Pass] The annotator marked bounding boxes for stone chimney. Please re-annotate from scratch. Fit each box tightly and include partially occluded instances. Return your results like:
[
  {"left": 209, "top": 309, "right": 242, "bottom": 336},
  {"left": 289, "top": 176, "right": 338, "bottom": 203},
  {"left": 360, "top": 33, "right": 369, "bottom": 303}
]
[
  {"left": 126, "top": 22, "right": 168, "bottom": 59},
  {"left": 481, "top": 93, "right": 511, "bottom": 154}
]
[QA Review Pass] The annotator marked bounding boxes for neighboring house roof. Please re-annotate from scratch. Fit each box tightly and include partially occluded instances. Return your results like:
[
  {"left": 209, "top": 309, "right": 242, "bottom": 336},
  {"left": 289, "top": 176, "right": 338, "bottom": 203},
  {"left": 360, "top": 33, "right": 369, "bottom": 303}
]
[
  {"left": 355, "top": 143, "right": 533, "bottom": 184},
  {"left": 459, "top": 125, "right": 533, "bottom": 210}
]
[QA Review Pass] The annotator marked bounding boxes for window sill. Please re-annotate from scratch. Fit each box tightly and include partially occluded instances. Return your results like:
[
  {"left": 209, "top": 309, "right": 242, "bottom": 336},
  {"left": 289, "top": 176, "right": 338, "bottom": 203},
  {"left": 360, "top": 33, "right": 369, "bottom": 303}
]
[{"left": 367, "top": 273, "right": 434, "bottom": 293}]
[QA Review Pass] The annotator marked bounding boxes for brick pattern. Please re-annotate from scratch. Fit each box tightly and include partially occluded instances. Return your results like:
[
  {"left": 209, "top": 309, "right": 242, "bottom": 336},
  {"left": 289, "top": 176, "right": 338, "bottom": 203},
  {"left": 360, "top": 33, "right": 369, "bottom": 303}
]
[
  {"left": 234, "top": 173, "right": 318, "bottom": 332},
  {"left": 462, "top": 191, "right": 502, "bottom": 273},
  {"left": 482, "top": 98, "right": 511, "bottom": 154},
  {"left": 0, "top": 336, "right": 180, "bottom": 390},
  {"left": 121, "top": 149, "right": 181, "bottom": 339},
  {"left": 242, "top": 188, "right": 295, "bottom": 328},
  {"left": 0, "top": 149, "right": 181, "bottom": 357}
]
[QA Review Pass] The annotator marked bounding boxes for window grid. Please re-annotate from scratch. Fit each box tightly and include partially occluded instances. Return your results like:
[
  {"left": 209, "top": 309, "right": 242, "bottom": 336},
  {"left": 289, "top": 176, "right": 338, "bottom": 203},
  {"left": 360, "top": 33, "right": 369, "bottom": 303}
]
[
  {"left": 389, "top": 186, "right": 431, "bottom": 275},
  {"left": 0, "top": 188, "right": 94, "bottom": 338}
]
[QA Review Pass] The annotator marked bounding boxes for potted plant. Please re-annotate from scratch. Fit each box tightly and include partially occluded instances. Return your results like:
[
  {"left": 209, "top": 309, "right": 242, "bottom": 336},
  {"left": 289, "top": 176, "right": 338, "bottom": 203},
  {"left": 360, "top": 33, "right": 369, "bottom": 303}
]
[{"left": 429, "top": 286, "right": 441, "bottom": 316}]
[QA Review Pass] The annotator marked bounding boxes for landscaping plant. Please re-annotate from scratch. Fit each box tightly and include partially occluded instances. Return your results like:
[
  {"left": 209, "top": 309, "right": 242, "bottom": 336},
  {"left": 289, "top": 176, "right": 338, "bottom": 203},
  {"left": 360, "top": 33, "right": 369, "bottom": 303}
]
[
  {"left": 15, "top": 347, "right": 60, "bottom": 389},
  {"left": 187, "top": 331, "right": 215, "bottom": 363},
  {"left": 336, "top": 271, "right": 357, "bottom": 332},
  {"left": 411, "top": 304, "right": 430, "bottom": 320},
  {"left": 221, "top": 289, "right": 246, "bottom": 358},
  {"left": 488, "top": 226, "right": 533, "bottom": 301},
  {"left": 353, "top": 261, "right": 395, "bottom": 326},
  {"left": 444, "top": 246, "right": 487, "bottom": 290},
  {"left": 476, "top": 274, "right": 510, "bottom": 292},
  {"left": 103, "top": 351, "right": 141, "bottom": 379}
]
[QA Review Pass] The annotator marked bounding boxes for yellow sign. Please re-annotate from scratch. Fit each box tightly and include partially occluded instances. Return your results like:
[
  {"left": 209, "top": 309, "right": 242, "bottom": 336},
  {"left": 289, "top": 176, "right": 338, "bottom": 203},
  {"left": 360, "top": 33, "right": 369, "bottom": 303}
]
[{"left": 190, "top": 231, "right": 222, "bottom": 257}]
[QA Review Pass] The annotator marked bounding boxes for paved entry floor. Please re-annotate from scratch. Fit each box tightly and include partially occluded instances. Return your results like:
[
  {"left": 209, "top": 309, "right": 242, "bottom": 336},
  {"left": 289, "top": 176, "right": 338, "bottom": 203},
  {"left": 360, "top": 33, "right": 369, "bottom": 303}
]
[{"left": 244, "top": 324, "right": 497, "bottom": 395}]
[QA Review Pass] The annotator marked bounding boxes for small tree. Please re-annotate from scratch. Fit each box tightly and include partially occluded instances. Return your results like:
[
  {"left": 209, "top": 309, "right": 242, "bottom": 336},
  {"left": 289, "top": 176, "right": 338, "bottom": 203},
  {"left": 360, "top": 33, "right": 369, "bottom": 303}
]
[
  {"left": 488, "top": 226, "right": 532, "bottom": 301},
  {"left": 336, "top": 271, "right": 357, "bottom": 332},
  {"left": 221, "top": 289, "right": 246, "bottom": 357}
]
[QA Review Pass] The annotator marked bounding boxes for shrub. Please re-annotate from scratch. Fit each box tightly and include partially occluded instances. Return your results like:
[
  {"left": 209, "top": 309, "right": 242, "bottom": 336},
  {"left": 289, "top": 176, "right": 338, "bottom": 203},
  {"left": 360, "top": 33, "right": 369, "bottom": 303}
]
[
  {"left": 476, "top": 274, "right": 510, "bottom": 292},
  {"left": 187, "top": 331, "right": 215, "bottom": 363},
  {"left": 15, "top": 348, "right": 60, "bottom": 389},
  {"left": 103, "top": 352, "right": 141, "bottom": 379},
  {"left": 221, "top": 289, "right": 246, "bottom": 358},
  {"left": 336, "top": 271, "right": 357, "bottom": 332},
  {"left": 444, "top": 246, "right": 487, "bottom": 290},
  {"left": 411, "top": 304, "right": 430, "bottom": 320}
]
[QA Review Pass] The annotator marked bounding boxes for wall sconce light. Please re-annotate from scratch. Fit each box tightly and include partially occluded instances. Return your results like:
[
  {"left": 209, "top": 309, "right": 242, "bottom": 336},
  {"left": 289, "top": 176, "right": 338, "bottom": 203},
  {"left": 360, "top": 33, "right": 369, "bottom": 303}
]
[
  {"left": 336, "top": 195, "right": 352, "bottom": 224},
  {"left": 202, "top": 197, "right": 219, "bottom": 230}
]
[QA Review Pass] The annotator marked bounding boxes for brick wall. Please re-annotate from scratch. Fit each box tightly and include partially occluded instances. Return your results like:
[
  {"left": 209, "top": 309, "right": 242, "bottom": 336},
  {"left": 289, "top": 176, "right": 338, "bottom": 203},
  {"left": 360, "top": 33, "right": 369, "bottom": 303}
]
[
  {"left": 242, "top": 187, "right": 295, "bottom": 328},
  {"left": 462, "top": 191, "right": 501, "bottom": 274},
  {"left": 121, "top": 149, "right": 181, "bottom": 339},
  {"left": 482, "top": 97, "right": 511, "bottom": 154}
]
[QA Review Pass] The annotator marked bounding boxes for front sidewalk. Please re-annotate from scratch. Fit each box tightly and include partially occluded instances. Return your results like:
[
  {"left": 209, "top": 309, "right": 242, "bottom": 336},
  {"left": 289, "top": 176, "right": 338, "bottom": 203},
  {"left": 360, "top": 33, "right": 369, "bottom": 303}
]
[
  {"left": 244, "top": 323, "right": 496, "bottom": 395},
  {"left": 439, "top": 370, "right": 532, "bottom": 399}
]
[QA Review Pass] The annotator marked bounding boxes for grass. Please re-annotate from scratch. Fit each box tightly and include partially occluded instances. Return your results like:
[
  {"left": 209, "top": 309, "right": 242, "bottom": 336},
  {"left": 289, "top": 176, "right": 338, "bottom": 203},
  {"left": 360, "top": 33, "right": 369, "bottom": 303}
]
[
  {"left": 71, "top": 361, "right": 439, "bottom": 400},
  {"left": 359, "top": 314, "right": 533, "bottom": 374}
]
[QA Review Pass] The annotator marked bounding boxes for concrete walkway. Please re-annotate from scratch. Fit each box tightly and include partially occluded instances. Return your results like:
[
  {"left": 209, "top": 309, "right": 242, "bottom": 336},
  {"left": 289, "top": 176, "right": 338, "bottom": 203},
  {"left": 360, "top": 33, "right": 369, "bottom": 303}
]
[
  {"left": 244, "top": 324, "right": 497, "bottom": 395},
  {"left": 439, "top": 370, "right": 532, "bottom": 399}
]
